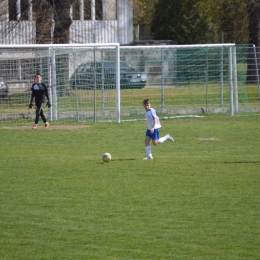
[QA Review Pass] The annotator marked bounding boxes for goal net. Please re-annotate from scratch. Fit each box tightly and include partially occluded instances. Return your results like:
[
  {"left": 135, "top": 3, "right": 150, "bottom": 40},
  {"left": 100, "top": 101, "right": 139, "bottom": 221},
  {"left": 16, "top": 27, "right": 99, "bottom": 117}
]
[
  {"left": 118, "top": 44, "right": 244, "bottom": 120},
  {"left": 0, "top": 43, "right": 253, "bottom": 127},
  {"left": 0, "top": 43, "right": 120, "bottom": 126}
]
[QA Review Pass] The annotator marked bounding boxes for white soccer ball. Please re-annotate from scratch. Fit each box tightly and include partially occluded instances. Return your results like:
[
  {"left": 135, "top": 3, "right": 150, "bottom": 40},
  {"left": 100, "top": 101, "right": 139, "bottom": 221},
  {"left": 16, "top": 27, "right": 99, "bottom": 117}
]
[{"left": 102, "top": 153, "right": 112, "bottom": 162}]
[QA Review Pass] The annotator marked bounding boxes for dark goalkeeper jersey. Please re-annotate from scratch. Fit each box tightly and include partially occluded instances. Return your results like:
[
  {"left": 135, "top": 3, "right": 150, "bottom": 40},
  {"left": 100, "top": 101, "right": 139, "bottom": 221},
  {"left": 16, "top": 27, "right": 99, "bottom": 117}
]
[{"left": 30, "top": 83, "right": 49, "bottom": 104}]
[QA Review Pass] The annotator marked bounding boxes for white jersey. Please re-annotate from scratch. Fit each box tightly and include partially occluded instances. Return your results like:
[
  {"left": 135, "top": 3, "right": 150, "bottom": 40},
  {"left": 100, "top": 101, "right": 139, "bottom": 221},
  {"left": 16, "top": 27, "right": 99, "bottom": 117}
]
[{"left": 145, "top": 108, "right": 161, "bottom": 130}]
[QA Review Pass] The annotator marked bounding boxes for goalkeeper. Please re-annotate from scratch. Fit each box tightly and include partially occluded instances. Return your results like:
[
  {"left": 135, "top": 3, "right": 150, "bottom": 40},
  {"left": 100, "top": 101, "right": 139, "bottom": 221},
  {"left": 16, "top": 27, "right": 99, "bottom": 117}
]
[{"left": 29, "top": 72, "right": 51, "bottom": 129}]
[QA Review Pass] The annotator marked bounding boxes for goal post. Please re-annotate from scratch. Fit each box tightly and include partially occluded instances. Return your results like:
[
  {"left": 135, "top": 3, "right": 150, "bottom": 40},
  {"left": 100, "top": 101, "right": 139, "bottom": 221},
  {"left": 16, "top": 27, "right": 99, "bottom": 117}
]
[
  {"left": 1, "top": 43, "right": 253, "bottom": 127},
  {"left": 0, "top": 43, "right": 120, "bottom": 126},
  {"left": 119, "top": 43, "right": 238, "bottom": 116}
]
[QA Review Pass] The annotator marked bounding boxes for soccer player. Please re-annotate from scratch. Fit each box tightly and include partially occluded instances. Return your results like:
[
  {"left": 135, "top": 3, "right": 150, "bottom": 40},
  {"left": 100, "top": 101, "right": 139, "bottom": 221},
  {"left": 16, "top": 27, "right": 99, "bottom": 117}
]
[
  {"left": 29, "top": 72, "right": 51, "bottom": 129},
  {"left": 143, "top": 99, "right": 174, "bottom": 160}
]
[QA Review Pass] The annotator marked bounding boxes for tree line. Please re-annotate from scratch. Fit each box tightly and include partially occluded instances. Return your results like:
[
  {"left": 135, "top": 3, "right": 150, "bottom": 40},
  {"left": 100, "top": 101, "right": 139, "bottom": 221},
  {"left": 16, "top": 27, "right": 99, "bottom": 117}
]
[
  {"left": 1, "top": 0, "right": 260, "bottom": 46},
  {"left": 134, "top": 0, "right": 260, "bottom": 83},
  {"left": 135, "top": 0, "right": 260, "bottom": 47},
  {"left": 1, "top": 0, "right": 260, "bottom": 82}
]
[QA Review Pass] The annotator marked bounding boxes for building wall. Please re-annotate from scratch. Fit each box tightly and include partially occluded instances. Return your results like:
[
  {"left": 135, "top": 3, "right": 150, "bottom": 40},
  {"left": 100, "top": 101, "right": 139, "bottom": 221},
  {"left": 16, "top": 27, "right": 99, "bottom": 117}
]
[
  {"left": 0, "top": 21, "right": 36, "bottom": 44},
  {"left": 70, "top": 20, "right": 118, "bottom": 43},
  {"left": 0, "top": 0, "right": 7, "bottom": 21},
  {"left": 0, "top": 0, "right": 133, "bottom": 45}
]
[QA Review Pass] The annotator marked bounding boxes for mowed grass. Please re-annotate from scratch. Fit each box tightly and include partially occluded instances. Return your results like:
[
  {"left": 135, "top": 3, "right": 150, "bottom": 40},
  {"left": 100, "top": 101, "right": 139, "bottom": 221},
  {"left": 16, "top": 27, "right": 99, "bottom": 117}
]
[
  {"left": 0, "top": 115, "right": 259, "bottom": 259},
  {"left": 1, "top": 83, "right": 259, "bottom": 116}
]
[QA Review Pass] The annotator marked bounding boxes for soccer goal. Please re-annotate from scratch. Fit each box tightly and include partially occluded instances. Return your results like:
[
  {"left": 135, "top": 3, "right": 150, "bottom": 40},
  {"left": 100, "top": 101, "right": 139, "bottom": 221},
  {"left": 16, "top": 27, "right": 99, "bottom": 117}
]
[
  {"left": 119, "top": 43, "right": 240, "bottom": 120},
  {"left": 0, "top": 43, "right": 120, "bottom": 126},
  {"left": 0, "top": 43, "right": 244, "bottom": 127}
]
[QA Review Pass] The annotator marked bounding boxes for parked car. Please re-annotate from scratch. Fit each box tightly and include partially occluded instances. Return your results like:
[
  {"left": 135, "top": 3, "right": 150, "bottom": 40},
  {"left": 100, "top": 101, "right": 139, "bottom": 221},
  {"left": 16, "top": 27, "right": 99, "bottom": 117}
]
[
  {"left": 70, "top": 61, "right": 147, "bottom": 90},
  {"left": 0, "top": 77, "right": 8, "bottom": 99}
]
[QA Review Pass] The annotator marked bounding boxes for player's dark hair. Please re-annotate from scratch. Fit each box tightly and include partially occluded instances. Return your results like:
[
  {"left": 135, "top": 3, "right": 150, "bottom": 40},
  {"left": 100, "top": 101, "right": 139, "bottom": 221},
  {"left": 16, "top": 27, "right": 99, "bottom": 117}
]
[
  {"left": 143, "top": 99, "right": 150, "bottom": 105},
  {"left": 36, "top": 72, "right": 42, "bottom": 77}
]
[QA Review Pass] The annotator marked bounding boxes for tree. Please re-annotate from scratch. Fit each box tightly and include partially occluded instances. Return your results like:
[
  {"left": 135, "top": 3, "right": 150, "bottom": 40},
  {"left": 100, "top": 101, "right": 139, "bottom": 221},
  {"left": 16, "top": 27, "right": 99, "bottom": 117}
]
[
  {"left": 48, "top": 0, "right": 73, "bottom": 43},
  {"left": 150, "top": 0, "right": 211, "bottom": 44},
  {"left": 35, "top": 0, "right": 53, "bottom": 43},
  {"left": 246, "top": 0, "right": 260, "bottom": 83},
  {"left": 197, "top": 0, "right": 248, "bottom": 43},
  {"left": 133, "top": 0, "right": 158, "bottom": 40},
  {"left": 133, "top": 0, "right": 157, "bottom": 25},
  {"left": 0, "top": 0, "right": 72, "bottom": 44},
  {"left": 150, "top": 0, "right": 248, "bottom": 44}
]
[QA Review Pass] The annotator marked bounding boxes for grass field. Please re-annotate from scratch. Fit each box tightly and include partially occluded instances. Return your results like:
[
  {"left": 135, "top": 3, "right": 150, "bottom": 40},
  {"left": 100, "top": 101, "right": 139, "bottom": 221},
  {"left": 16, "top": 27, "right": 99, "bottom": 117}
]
[
  {"left": 0, "top": 115, "right": 259, "bottom": 259},
  {"left": 1, "top": 83, "right": 259, "bottom": 122}
]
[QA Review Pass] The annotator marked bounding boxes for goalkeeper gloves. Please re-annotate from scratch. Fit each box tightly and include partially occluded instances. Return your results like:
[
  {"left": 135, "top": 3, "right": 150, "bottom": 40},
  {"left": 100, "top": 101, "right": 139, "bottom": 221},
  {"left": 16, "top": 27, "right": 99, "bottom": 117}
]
[
  {"left": 28, "top": 103, "right": 33, "bottom": 109},
  {"left": 46, "top": 101, "right": 51, "bottom": 108}
]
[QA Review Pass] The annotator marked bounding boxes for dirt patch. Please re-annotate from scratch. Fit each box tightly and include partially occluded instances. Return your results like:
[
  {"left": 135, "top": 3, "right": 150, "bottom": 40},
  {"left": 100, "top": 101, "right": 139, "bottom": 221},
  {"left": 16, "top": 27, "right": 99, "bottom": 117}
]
[{"left": 1, "top": 125, "right": 90, "bottom": 130}]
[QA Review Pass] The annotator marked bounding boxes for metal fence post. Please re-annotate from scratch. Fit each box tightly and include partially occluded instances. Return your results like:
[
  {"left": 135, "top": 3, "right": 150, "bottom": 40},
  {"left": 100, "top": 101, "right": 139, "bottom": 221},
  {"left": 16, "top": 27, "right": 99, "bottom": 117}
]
[
  {"left": 51, "top": 48, "right": 58, "bottom": 120},
  {"left": 48, "top": 48, "right": 52, "bottom": 121},
  {"left": 252, "top": 44, "right": 260, "bottom": 98},
  {"left": 232, "top": 46, "right": 238, "bottom": 115},
  {"left": 116, "top": 44, "right": 120, "bottom": 123},
  {"left": 229, "top": 47, "right": 234, "bottom": 115}
]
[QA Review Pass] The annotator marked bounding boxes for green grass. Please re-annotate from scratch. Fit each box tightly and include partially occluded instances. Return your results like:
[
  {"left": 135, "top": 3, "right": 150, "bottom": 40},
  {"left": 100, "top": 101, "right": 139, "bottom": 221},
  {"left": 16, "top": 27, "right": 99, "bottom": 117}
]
[
  {"left": 0, "top": 115, "right": 260, "bottom": 259},
  {"left": 1, "top": 83, "right": 259, "bottom": 115}
]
